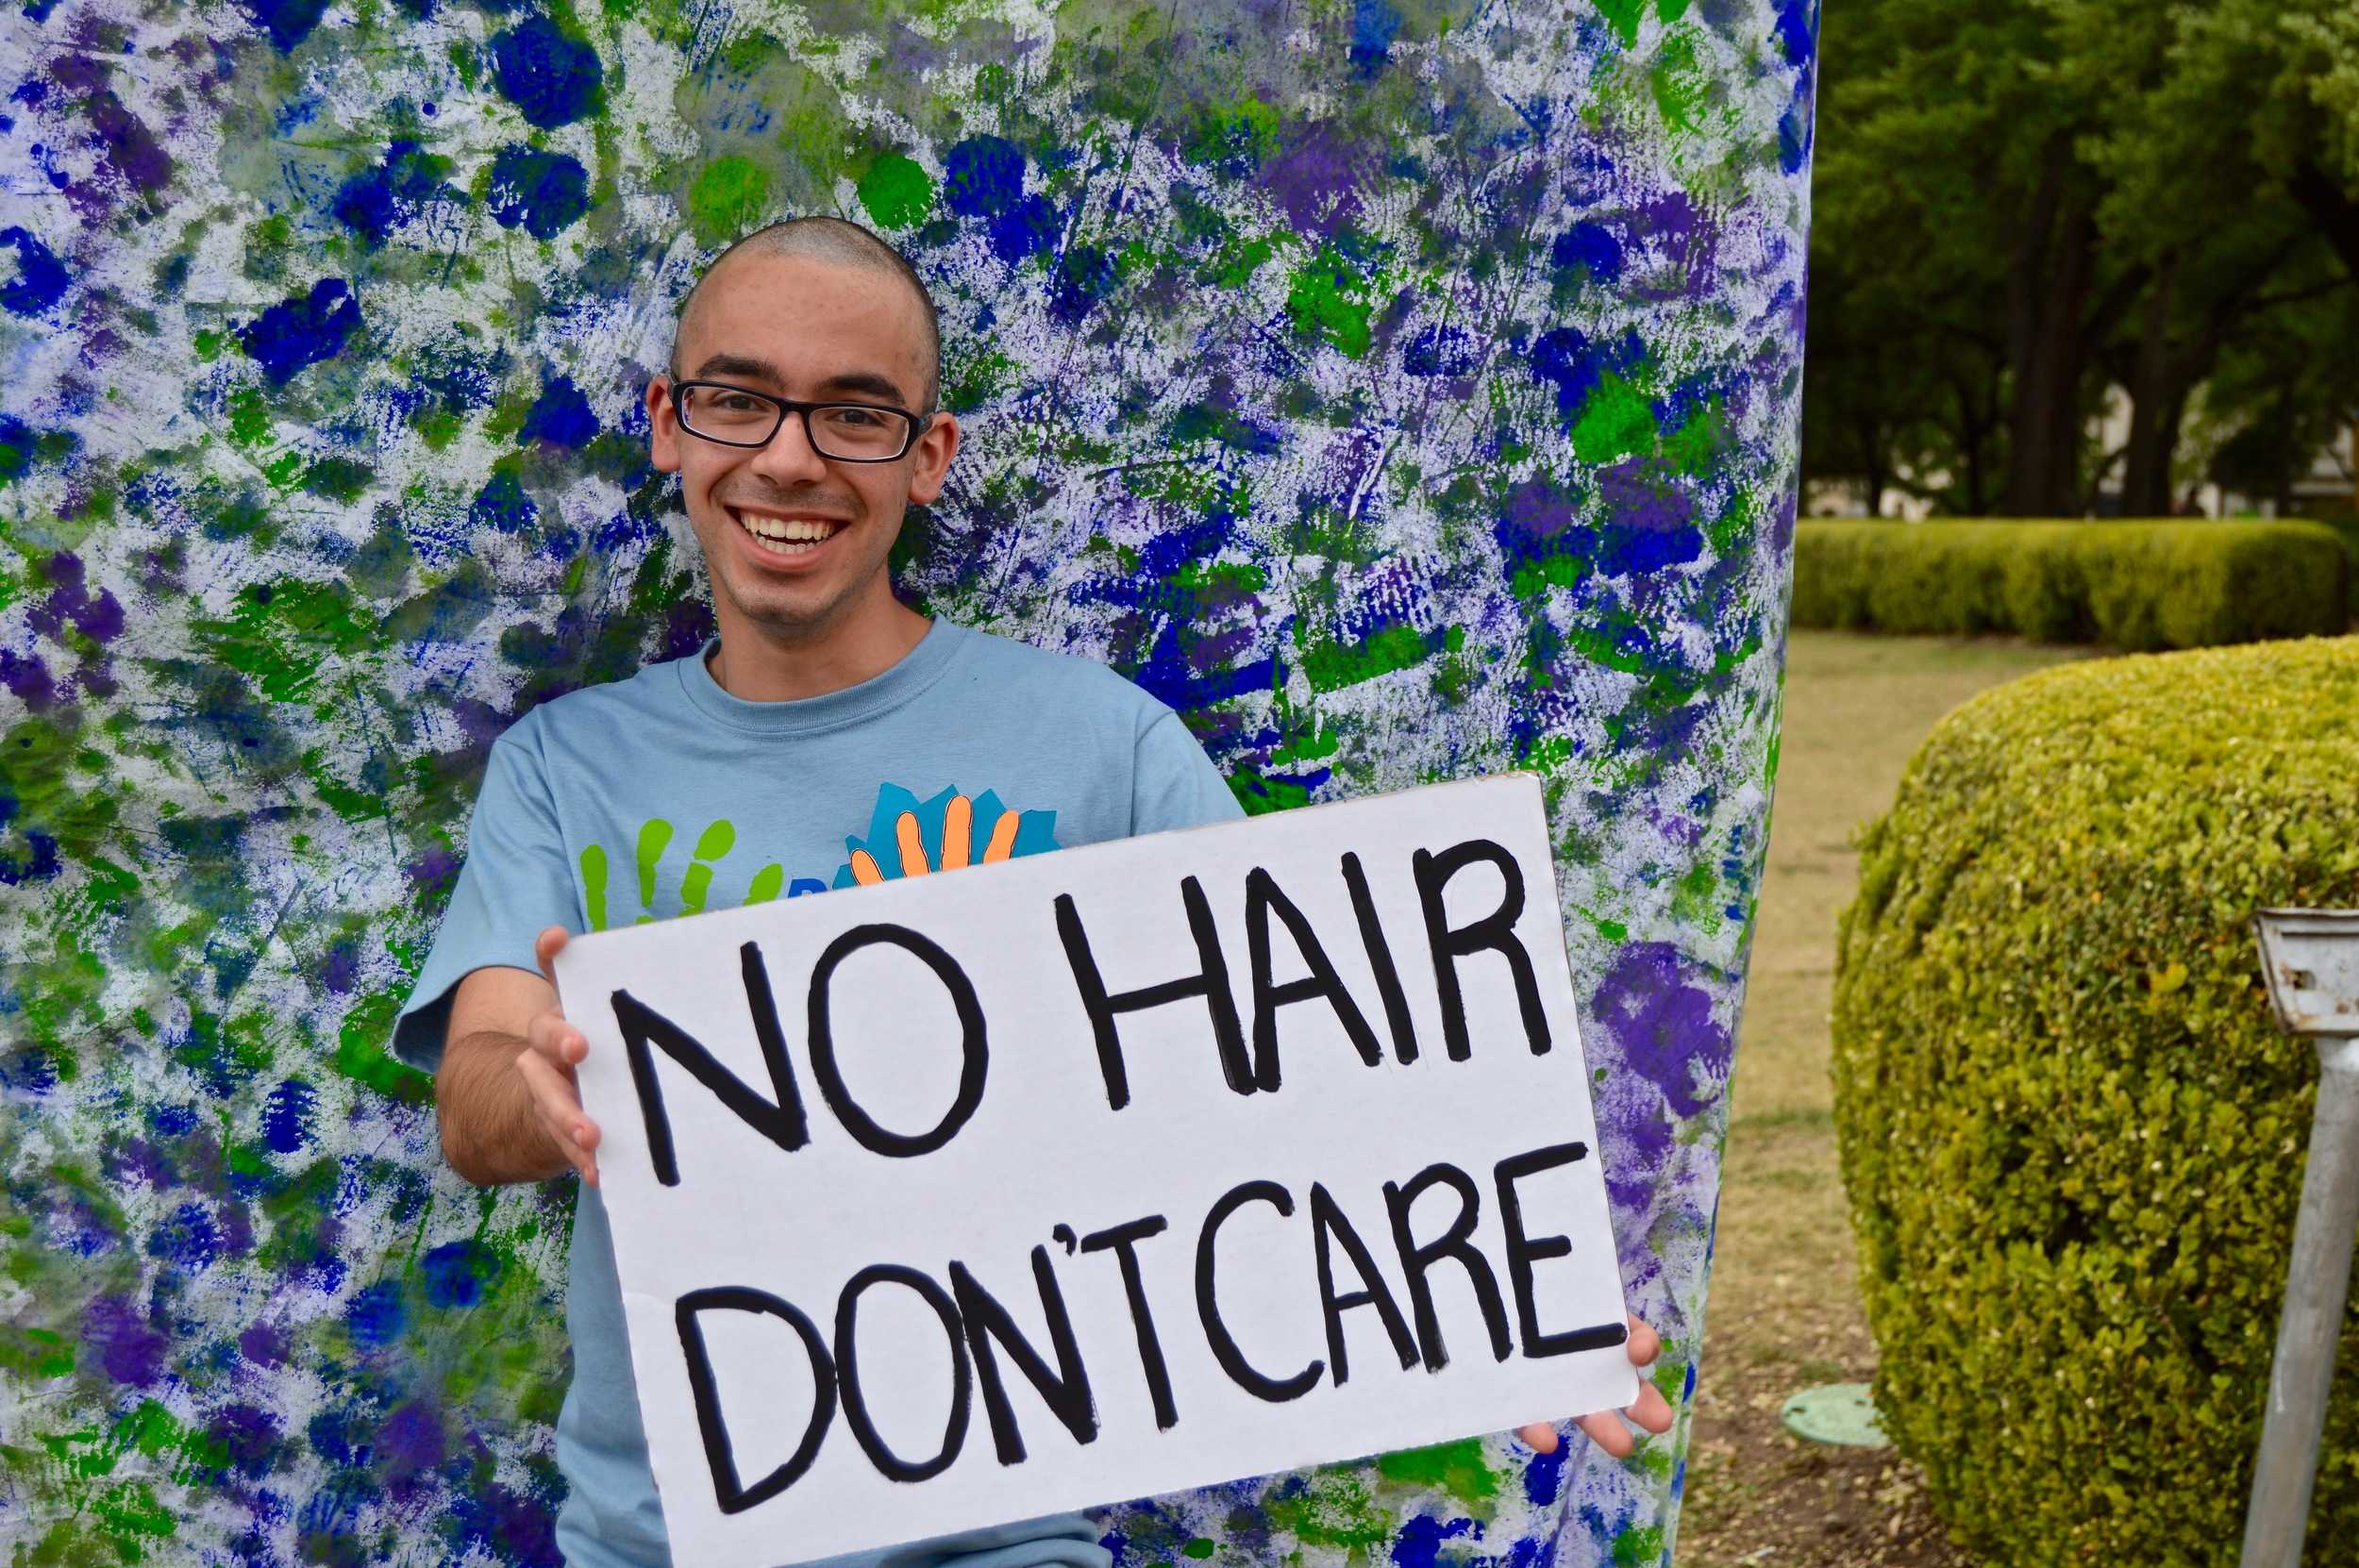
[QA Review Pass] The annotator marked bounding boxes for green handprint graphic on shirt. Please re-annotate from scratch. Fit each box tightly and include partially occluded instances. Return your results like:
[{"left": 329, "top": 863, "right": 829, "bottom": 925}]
[{"left": 579, "top": 817, "right": 791, "bottom": 931}]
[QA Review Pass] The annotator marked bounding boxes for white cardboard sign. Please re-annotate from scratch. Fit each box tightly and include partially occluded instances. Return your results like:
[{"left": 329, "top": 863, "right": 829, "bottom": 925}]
[{"left": 555, "top": 774, "right": 1636, "bottom": 1564}]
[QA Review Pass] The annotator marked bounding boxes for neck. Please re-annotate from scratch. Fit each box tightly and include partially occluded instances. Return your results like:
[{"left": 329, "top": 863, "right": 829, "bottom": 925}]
[{"left": 707, "top": 580, "right": 931, "bottom": 703}]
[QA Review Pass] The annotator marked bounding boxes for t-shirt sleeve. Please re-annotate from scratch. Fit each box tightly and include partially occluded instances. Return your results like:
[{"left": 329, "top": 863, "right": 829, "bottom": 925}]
[
  {"left": 390, "top": 722, "right": 579, "bottom": 1075},
  {"left": 1130, "top": 709, "right": 1246, "bottom": 834}
]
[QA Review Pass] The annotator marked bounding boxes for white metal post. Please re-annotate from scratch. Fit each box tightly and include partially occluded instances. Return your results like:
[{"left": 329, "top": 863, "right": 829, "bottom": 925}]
[{"left": 2241, "top": 909, "right": 2359, "bottom": 1568}]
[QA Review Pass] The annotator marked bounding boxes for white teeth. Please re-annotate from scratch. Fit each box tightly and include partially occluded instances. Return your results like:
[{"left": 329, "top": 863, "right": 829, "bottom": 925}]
[{"left": 733, "top": 511, "right": 841, "bottom": 553}]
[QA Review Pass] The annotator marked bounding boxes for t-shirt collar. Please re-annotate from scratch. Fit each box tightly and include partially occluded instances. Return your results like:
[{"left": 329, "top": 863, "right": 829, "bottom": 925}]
[{"left": 676, "top": 617, "right": 968, "bottom": 735}]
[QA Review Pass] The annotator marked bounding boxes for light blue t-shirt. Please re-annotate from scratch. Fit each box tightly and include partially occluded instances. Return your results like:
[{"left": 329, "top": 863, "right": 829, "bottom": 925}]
[{"left": 392, "top": 619, "right": 1243, "bottom": 1568}]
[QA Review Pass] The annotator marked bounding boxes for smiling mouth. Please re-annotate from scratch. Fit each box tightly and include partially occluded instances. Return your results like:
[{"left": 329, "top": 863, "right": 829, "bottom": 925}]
[{"left": 728, "top": 508, "right": 846, "bottom": 558}]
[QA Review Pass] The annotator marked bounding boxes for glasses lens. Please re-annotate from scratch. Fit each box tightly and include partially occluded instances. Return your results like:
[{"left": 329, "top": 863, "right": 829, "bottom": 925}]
[
  {"left": 680, "top": 386, "right": 780, "bottom": 442},
  {"left": 810, "top": 405, "right": 912, "bottom": 460}
]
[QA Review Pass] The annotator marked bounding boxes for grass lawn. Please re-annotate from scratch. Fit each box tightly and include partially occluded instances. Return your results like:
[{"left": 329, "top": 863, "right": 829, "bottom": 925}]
[{"left": 1676, "top": 631, "right": 2087, "bottom": 1567}]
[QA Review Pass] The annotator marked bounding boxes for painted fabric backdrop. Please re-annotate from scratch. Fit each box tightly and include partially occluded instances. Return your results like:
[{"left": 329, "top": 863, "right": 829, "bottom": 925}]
[{"left": 0, "top": 0, "right": 1815, "bottom": 1562}]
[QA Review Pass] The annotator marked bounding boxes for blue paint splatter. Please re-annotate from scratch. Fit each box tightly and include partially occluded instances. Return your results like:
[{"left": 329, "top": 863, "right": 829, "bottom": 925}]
[
  {"left": 469, "top": 469, "right": 537, "bottom": 535},
  {"left": 0, "top": 225, "right": 70, "bottom": 316},
  {"left": 1553, "top": 222, "right": 1624, "bottom": 282},
  {"left": 1774, "top": 0, "right": 1816, "bottom": 66},
  {"left": 1391, "top": 1514, "right": 1474, "bottom": 1568},
  {"left": 1524, "top": 1438, "right": 1567, "bottom": 1505},
  {"left": 943, "top": 137, "right": 1057, "bottom": 263},
  {"left": 422, "top": 1240, "right": 502, "bottom": 1309},
  {"left": 1530, "top": 325, "right": 1643, "bottom": 419},
  {"left": 241, "top": 0, "right": 329, "bottom": 53},
  {"left": 262, "top": 1077, "right": 316, "bottom": 1154},
  {"left": 489, "top": 17, "right": 603, "bottom": 130},
  {"left": 331, "top": 140, "right": 457, "bottom": 250},
  {"left": 148, "top": 1201, "right": 224, "bottom": 1272},
  {"left": 1403, "top": 324, "right": 1478, "bottom": 377},
  {"left": 1049, "top": 242, "right": 1118, "bottom": 324},
  {"left": 1349, "top": 0, "right": 1401, "bottom": 77},
  {"left": 944, "top": 136, "right": 1026, "bottom": 218},
  {"left": 1779, "top": 65, "right": 1815, "bottom": 175},
  {"left": 488, "top": 144, "right": 590, "bottom": 239},
  {"left": 0, "top": 414, "right": 33, "bottom": 483},
  {"left": 239, "top": 278, "right": 362, "bottom": 385},
  {"left": 520, "top": 376, "right": 596, "bottom": 448},
  {"left": 345, "top": 1280, "right": 406, "bottom": 1348}
]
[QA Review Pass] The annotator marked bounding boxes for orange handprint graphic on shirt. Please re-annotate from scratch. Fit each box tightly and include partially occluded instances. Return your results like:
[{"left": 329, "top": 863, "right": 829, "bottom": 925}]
[{"left": 835, "top": 783, "right": 1059, "bottom": 889}]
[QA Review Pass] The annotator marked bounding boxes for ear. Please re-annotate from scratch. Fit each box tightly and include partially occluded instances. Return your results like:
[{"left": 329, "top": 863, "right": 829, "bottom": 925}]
[
  {"left": 647, "top": 375, "right": 682, "bottom": 475},
  {"left": 904, "top": 411, "right": 962, "bottom": 506}
]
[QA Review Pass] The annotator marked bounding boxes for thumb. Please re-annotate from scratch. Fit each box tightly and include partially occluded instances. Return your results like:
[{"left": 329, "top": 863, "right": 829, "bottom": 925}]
[{"left": 535, "top": 925, "right": 570, "bottom": 992}]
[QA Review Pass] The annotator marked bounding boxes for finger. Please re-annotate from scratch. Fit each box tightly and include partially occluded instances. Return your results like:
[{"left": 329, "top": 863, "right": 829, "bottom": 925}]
[
  {"left": 517, "top": 1052, "right": 601, "bottom": 1186},
  {"left": 516, "top": 1050, "right": 596, "bottom": 1177},
  {"left": 1575, "top": 1409, "right": 1635, "bottom": 1460},
  {"left": 526, "top": 1011, "right": 587, "bottom": 1067},
  {"left": 849, "top": 848, "right": 884, "bottom": 886},
  {"left": 1624, "top": 1314, "right": 1662, "bottom": 1366},
  {"left": 982, "top": 810, "right": 1020, "bottom": 864},
  {"left": 942, "top": 795, "right": 973, "bottom": 870},
  {"left": 895, "top": 811, "right": 931, "bottom": 876},
  {"left": 535, "top": 925, "right": 569, "bottom": 988},
  {"left": 1627, "top": 1378, "right": 1675, "bottom": 1436},
  {"left": 1514, "top": 1422, "right": 1560, "bottom": 1455}
]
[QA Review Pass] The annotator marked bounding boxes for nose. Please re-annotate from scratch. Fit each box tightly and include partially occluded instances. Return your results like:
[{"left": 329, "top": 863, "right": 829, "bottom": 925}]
[{"left": 745, "top": 407, "right": 830, "bottom": 487}]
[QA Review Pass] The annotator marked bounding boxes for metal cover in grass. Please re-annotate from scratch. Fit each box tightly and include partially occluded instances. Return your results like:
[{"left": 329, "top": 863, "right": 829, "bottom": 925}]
[{"left": 1780, "top": 1383, "right": 1890, "bottom": 1447}]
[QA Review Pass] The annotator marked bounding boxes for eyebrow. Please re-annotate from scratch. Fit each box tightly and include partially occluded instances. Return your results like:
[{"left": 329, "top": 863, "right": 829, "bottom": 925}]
[{"left": 689, "top": 353, "right": 912, "bottom": 408}]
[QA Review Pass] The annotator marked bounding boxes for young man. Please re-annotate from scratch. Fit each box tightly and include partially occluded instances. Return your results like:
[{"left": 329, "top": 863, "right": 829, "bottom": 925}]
[{"left": 393, "top": 217, "right": 1669, "bottom": 1568}]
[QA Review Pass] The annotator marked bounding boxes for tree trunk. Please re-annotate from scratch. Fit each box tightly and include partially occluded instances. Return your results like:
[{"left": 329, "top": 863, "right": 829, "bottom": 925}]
[
  {"left": 1857, "top": 410, "right": 1888, "bottom": 518},
  {"left": 2121, "top": 258, "right": 2180, "bottom": 517},
  {"left": 1950, "top": 368, "right": 1991, "bottom": 515},
  {"left": 2288, "top": 159, "right": 2359, "bottom": 282},
  {"left": 2002, "top": 146, "right": 2099, "bottom": 517}
]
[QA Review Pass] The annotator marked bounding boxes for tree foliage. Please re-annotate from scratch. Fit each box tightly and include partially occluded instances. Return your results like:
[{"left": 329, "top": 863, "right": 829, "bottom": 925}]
[{"left": 1805, "top": 0, "right": 2359, "bottom": 516}]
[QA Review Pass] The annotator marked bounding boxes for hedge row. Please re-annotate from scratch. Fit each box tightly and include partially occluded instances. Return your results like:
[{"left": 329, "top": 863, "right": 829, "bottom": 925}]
[
  {"left": 1791, "top": 519, "right": 2351, "bottom": 649},
  {"left": 2316, "top": 512, "right": 2359, "bottom": 616},
  {"left": 1832, "top": 636, "right": 2359, "bottom": 1565}
]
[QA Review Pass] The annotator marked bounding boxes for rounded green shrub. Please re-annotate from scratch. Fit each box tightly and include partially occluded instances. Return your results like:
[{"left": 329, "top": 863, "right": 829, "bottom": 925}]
[
  {"left": 1791, "top": 519, "right": 2351, "bottom": 648},
  {"left": 1832, "top": 636, "right": 2359, "bottom": 1564}
]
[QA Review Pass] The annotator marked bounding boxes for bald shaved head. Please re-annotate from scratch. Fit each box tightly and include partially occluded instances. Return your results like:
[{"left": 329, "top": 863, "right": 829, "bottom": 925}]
[{"left": 669, "top": 216, "right": 942, "bottom": 409}]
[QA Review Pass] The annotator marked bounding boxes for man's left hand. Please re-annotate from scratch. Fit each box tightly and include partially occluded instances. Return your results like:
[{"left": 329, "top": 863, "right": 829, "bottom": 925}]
[{"left": 1514, "top": 1315, "right": 1674, "bottom": 1460}]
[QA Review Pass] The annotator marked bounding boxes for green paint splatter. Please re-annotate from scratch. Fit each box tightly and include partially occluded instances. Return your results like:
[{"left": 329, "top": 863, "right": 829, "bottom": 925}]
[
  {"left": 1612, "top": 1522, "right": 1666, "bottom": 1567},
  {"left": 1594, "top": 0, "right": 1645, "bottom": 47},
  {"left": 1650, "top": 25, "right": 1708, "bottom": 134},
  {"left": 1300, "top": 624, "right": 1433, "bottom": 692},
  {"left": 858, "top": 153, "right": 933, "bottom": 230},
  {"left": 1264, "top": 1469, "right": 1392, "bottom": 1548},
  {"left": 1377, "top": 1436, "right": 1501, "bottom": 1508},
  {"left": 192, "top": 577, "right": 382, "bottom": 704},
  {"left": 1286, "top": 245, "right": 1380, "bottom": 359},
  {"left": 688, "top": 155, "right": 770, "bottom": 247},
  {"left": 1570, "top": 373, "right": 1657, "bottom": 465},
  {"left": 1185, "top": 96, "right": 1281, "bottom": 171}
]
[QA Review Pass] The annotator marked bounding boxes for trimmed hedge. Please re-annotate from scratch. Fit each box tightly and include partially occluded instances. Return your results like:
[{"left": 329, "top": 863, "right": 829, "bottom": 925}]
[
  {"left": 1791, "top": 519, "right": 2351, "bottom": 648},
  {"left": 2312, "top": 512, "right": 2359, "bottom": 617},
  {"left": 1832, "top": 637, "right": 2359, "bottom": 1565}
]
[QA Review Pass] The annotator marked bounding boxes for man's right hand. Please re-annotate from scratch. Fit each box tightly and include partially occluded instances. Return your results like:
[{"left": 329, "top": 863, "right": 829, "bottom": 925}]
[
  {"left": 435, "top": 924, "right": 603, "bottom": 1188},
  {"left": 515, "top": 925, "right": 601, "bottom": 1188}
]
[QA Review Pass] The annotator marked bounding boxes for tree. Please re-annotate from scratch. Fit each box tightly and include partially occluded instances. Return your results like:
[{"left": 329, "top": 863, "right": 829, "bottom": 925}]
[{"left": 1801, "top": 0, "right": 2359, "bottom": 518}]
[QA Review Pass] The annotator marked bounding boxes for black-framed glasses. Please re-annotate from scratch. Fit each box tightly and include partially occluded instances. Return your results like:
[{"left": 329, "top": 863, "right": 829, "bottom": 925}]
[{"left": 671, "top": 380, "right": 932, "bottom": 462}]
